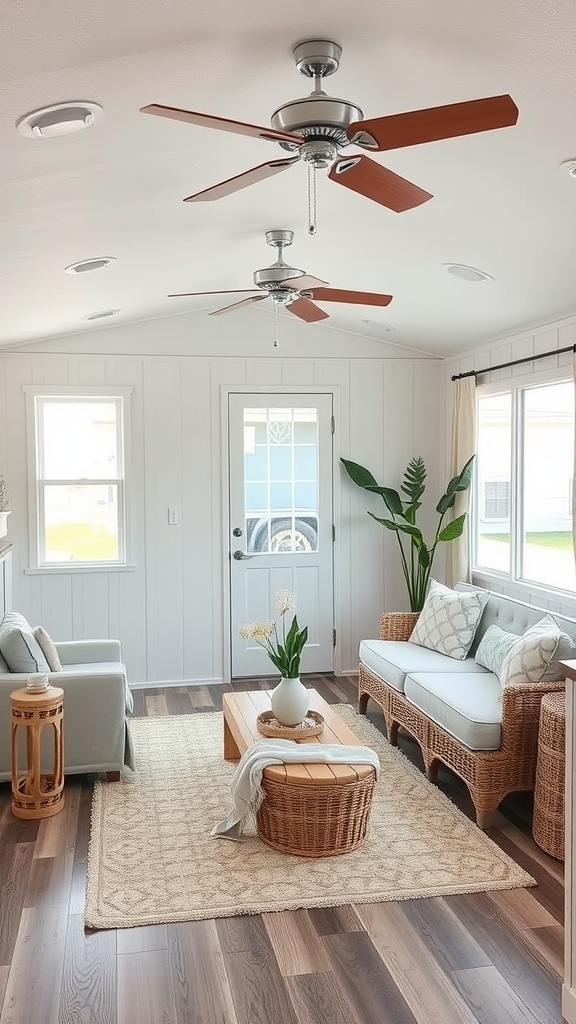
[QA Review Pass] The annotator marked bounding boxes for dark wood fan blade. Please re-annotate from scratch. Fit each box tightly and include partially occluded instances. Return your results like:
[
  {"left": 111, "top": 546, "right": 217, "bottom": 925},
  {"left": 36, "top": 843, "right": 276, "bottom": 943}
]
[
  {"left": 285, "top": 297, "right": 329, "bottom": 323},
  {"left": 304, "top": 288, "right": 393, "bottom": 307},
  {"left": 184, "top": 158, "right": 299, "bottom": 202},
  {"left": 347, "top": 94, "right": 519, "bottom": 152},
  {"left": 210, "top": 295, "right": 268, "bottom": 316},
  {"left": 168, "top": 289, "right": 260, "bottom": 297},
  {"left": 328, "top": 155, "right": 432, "bottom": 212},
  {"left": 141, "top": 104, "right": 304, "bottom": 145},
  {"left": 283, "top": 274, "right": 330, "bottom": 290}
]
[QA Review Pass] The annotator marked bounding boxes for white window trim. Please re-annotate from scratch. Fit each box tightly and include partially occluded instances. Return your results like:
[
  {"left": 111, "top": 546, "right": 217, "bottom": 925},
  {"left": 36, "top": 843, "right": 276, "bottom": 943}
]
[
  {"left": 473, "top": 364, "right": 575, "bottom": 602},
  {"left": 23, "top": 385, "right": 135, "bottom": 574}
]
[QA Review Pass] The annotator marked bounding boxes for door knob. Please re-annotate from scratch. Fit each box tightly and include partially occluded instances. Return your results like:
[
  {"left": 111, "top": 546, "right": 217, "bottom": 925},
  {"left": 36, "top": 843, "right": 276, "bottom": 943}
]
[{"left": 233, "top": 550, "right": 253, "bottom": 560}]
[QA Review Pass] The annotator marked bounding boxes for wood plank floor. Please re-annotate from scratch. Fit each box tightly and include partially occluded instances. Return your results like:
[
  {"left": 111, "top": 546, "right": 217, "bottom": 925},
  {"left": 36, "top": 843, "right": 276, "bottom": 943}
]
[{"left": 0, "top": 675, "right": 565, "bottom": 1024}]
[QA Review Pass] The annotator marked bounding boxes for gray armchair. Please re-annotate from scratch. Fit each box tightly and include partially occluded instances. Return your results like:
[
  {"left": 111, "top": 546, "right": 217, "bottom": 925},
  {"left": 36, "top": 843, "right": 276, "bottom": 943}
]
[{"left": 0, "top": 637, "right": 134, "bottom": 782}]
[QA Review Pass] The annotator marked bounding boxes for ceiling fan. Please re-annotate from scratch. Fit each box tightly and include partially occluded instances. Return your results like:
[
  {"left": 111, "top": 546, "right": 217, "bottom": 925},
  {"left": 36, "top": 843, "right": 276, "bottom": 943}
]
[
  {"left": 168, "top": 228, "right": 393, "bottom": 345},
  {"left": 141, "top": 39, "right": 519, "bottom": 232}
]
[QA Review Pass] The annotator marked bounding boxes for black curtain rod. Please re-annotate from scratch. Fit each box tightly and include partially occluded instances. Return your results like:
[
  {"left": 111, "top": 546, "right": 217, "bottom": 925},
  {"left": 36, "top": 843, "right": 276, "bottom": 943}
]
[{"left": 451, "top": 343, "right": 576, "bottom": 381}]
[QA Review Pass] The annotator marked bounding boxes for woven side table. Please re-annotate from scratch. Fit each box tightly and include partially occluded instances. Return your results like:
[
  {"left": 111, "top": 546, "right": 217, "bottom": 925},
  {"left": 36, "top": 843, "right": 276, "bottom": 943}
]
[
  {"left": 10, "top": 686, "right": 65, "bottom": 819},
  {"left": 533, "top": 691, "right": 565, "bottom": 860}
]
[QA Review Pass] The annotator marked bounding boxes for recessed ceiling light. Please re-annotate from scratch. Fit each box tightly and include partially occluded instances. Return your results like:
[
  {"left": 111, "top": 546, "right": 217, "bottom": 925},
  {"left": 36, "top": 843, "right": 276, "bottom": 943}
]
[
  {"left": 65, "top": 257, "right": 116, "bottom": 274},
  {"left": 560, "top": 159, "right": 576, "bottom": 179},
  {"left": 83, "top": 309, "right": 120, "bottom": 321},
  {"left": 443, "top": 263, "right": 494, "bottom": 283},
  {"left": 16, "top": 101, "right": 103, "bottom": 139},
  {"left": 361, "top": 319, "right": 395, "bottom": 332}
]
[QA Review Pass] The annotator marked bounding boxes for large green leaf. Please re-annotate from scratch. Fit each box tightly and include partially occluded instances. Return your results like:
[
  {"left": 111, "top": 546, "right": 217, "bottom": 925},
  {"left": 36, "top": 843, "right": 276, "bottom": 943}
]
[
  {"left": 370, "top": 515, "right": 424, "bottom": 545},
  {"left": 438, "top": 514, "right": 467, "bottom": 542},
  {"left": 453, "top": 455, "right": 475, "bottom": 491},
  {"left": 340, "top": 458, "right": 379, "bottom": 489},
  {"left": 435, "top": 455, "right": 475, "bottom": 514},
  {"left": 400, "top": 455, "right": 427, "bottom": 502}
]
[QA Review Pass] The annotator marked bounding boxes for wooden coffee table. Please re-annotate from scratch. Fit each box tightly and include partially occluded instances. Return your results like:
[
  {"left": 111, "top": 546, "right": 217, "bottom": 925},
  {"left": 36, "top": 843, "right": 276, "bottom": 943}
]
[{"left": 222, "top": 688, "right": 376, "bottom": 857}]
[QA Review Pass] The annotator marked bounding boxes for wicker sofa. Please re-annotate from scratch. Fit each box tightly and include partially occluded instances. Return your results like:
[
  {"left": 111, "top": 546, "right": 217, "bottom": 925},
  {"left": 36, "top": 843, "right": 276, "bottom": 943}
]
[{"left": 358, "top": 584, "right": 576, "bottom": 828}]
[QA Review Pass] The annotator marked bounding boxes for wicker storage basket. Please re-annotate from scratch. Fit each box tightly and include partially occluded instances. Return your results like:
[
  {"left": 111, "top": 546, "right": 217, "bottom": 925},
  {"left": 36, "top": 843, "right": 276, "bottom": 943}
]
[
  {"left": 533, "top": 691, "right": 565, "bottom": 860},
  {"left": 257, "top": 771, "right": 376, "bottom": 858}
]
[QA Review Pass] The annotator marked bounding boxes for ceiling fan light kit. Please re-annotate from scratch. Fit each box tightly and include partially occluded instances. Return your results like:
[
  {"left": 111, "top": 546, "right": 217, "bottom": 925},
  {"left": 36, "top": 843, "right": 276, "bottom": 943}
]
[{"left": 141, "top": 38, "right": 518, "bottom": 233}]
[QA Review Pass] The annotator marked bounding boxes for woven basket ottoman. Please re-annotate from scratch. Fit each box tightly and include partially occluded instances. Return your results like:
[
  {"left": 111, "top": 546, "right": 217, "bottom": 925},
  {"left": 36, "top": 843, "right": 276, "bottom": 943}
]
[
  {"left": 222, "top": 688, "right": 377, "bottom": 858},
  {"left": 257, "top": 763, "right": 375, "bottom": 858},
  {"left": 533, "top": 691, "right": 565, "bottom": 860}
]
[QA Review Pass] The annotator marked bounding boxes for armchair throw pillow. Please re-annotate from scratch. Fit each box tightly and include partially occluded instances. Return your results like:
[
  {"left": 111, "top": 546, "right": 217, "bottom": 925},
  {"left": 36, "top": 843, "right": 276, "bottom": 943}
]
[
  {"left": 408, "top": 579, "right": 489, "bottom": 660},
  {"left": 0, "top": 612, "right": 50, "bottom": 673},
  {"left": 34, "top": 626, "right": 63, "bottom": 672}
]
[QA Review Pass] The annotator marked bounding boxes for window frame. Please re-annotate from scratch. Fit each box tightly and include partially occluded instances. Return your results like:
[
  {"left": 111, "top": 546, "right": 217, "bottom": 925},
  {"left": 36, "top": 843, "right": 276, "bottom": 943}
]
[
  {"left": 24, "top": 385, "right": 134, "bottom": 573},
  {"left": 473, "top": 365, "right": 575, "bottom": 599}
]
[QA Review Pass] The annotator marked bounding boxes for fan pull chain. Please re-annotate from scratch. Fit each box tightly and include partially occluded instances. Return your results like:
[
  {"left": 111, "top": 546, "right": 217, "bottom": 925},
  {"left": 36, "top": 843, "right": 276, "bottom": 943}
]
[
  {"left": 273, "top": 301, "right": 279, "bottom": 348},
  {"left": 307, "top": 162, "right": 317, "bottom": 236}
]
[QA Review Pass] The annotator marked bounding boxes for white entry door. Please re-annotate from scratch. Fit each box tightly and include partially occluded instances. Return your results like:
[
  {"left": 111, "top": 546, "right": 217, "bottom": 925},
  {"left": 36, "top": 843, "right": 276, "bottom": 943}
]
[{"left": 228, "top": 393, "right": 335, "bottom": 677}]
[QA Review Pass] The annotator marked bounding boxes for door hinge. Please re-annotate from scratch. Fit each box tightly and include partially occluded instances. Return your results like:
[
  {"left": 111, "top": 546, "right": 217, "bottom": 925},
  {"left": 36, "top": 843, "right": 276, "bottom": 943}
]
[
  {"left": 332, "top": 523, "right": 335, "bottom": 542},
  {"left": 333, "top": 628, "right": 337, "bottom": 647},
  {"left": 331, "top": 415, "right": 335, "bottom": 434}
]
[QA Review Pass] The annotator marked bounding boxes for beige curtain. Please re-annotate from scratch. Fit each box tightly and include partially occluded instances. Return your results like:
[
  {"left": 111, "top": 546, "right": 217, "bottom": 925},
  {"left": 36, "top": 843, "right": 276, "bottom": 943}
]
[{"left": 446, "top": 375, "right": 476, "bottom": 587}]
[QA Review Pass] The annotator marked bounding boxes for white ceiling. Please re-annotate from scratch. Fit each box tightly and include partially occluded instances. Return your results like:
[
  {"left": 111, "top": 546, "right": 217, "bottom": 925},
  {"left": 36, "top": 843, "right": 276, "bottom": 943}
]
[{"left": 2, "top": 0, "right": 576, "bottom": 356}]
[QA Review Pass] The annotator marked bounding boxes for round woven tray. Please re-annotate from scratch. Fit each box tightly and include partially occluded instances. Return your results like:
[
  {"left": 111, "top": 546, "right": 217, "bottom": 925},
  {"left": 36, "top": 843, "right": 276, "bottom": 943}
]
[{"left": 256, "top": 709, "right": 325, "bottom": 739}]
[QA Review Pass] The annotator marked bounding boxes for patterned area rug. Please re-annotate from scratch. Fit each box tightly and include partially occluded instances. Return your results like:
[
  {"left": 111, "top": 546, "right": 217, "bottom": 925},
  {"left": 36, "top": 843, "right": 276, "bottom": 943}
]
[{"left": 85, "top": 706, "right": 535, "bottom": 928}]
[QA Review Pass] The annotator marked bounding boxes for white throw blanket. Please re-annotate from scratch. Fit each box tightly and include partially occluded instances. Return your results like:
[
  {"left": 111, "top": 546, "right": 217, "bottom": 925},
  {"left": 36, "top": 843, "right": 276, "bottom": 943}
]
[{"left": 211, "top": 738, "right": 381, "bottom": 841}]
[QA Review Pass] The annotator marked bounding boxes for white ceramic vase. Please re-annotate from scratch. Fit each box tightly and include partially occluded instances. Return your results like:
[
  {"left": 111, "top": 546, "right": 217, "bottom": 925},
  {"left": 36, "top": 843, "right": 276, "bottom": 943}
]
[{"left": 271, "top": 676, "right": 310, "bottom": 726}]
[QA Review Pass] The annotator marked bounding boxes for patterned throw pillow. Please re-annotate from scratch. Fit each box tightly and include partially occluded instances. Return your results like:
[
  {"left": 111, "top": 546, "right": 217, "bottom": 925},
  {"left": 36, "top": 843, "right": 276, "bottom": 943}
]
[
  {"left": 535, "top": 613, "right": 576, "bottom": 681},
  {"left": 499, "top": 615, "right": 564, "bottom": 688},
  {"left": 474, "top": 625, "right": 519, "bottom": 677},
  {"left": 34, "top": 626, "right": 63, "bottom": 672},
  {"left": 408, "top": 580, "right": 489, "bottom": 661}
]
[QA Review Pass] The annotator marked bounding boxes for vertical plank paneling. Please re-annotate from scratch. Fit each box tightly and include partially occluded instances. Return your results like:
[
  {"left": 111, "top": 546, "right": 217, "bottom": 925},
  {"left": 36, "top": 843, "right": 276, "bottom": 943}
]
[
  {"left": 143, "top": 360, "right": 184, "bottom": 682},
  {"left": 1, "top": 347, "right": 449, "bottom": 685},
  {"left": 180, "top": 360, "right": 218, "bottom": 683}
]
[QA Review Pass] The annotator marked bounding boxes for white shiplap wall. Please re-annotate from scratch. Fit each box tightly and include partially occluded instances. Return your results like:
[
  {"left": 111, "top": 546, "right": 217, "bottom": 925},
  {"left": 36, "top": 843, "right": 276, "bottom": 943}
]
[
  {"left": 445, "top": 313, "right": 576, "bottom": 619},
  {"left": 0, "top": 309, "right": 443, "bottom": 683}
]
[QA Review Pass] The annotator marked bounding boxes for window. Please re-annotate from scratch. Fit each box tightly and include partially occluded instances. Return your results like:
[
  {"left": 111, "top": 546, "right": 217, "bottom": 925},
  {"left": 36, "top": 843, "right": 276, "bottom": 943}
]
[
  {"left": 473, "top": 377, "right": 575, "bottom": 593},
  {"left": 25, "top": 388, "right": 131, "bottom": 569}
]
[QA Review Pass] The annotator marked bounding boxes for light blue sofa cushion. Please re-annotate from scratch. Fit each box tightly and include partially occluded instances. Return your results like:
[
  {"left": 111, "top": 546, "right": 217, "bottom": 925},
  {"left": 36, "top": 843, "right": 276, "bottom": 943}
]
[
  {"left": 0, "top": 612, "right": 50, "bottom": 673},
  {"left": 359, "top": 639, "right": 490, "bottom": 693},
  {"left": 405, "top": 670, "right": 502, "bottom": 750}
]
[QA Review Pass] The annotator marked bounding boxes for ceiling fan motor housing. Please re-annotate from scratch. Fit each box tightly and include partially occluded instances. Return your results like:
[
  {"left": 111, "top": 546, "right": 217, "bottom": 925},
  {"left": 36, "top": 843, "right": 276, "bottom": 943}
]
[{"left": 271, "top": 94, "right": 364, "bottom": 157}]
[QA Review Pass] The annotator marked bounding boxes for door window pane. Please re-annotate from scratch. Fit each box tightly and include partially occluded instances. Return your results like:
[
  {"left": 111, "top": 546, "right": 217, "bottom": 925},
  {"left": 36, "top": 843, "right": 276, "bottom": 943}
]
[
  {"left": 521, "top": 382, "right": 575, "bottom": 590},
  {"left": 476, "top": 393, "right": 512, "bottom": 573},
  {"left": 243, "top": 407, "right": 319, "bottom": 553}
]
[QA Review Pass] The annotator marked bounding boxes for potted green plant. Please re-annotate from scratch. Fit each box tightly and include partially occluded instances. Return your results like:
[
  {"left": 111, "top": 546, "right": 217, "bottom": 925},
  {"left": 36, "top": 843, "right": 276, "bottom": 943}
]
[
  {"left": 341, "top": 454, "right": 475, "bottom": 612},
  {"left": 0, "top": 475, "right": 10, "bottom": 539}
]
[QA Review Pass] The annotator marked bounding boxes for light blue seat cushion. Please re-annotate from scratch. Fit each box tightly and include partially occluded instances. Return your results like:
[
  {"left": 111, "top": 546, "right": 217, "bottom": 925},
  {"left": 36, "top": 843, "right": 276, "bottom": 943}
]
[
  {"left": 359, "top": 639, "right": 490, "bottom": 694},
  {"left": 404, "top": 671, "right": 502, "bottom": 750},
  {"left": 0, "top": 612, "right": 50, "bottom": 673}
]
